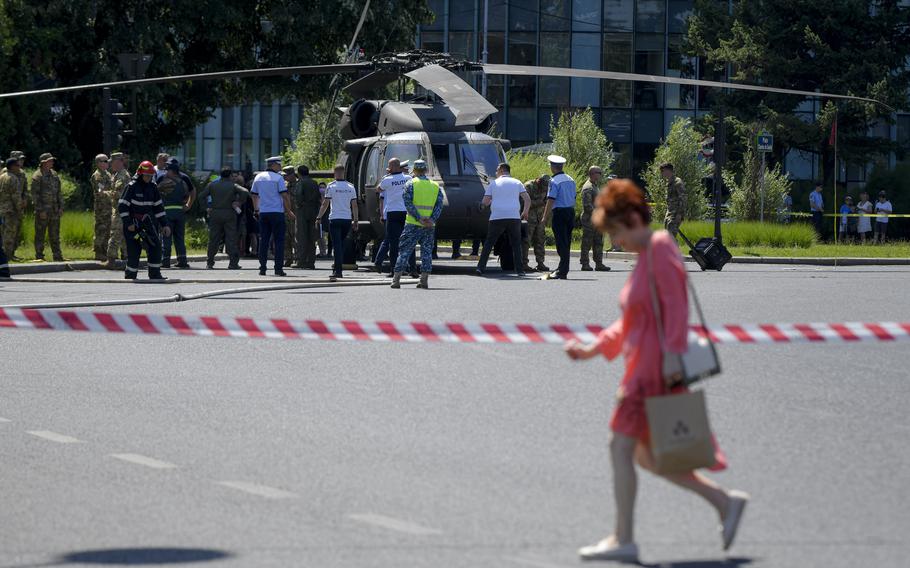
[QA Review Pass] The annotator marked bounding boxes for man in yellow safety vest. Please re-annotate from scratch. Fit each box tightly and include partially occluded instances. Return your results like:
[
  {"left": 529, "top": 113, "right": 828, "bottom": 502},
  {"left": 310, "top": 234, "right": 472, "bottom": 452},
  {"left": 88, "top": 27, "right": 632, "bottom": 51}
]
[{"left": 391, "top": 159, "right": 444, "bottom": 290}]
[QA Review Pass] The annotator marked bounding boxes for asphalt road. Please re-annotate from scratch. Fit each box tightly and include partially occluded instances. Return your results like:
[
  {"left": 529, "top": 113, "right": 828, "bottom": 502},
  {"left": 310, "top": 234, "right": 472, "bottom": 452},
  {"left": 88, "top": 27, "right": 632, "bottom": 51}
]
[{"left": 1, "top": 253, "right": 909, "bottom": 567}]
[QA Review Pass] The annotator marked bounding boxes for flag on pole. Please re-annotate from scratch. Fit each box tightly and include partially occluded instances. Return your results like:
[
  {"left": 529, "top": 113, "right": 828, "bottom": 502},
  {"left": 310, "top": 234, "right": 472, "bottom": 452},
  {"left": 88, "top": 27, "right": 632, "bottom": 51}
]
[{"left": 829, "top": 118, "right": 838, "bottom": 146}]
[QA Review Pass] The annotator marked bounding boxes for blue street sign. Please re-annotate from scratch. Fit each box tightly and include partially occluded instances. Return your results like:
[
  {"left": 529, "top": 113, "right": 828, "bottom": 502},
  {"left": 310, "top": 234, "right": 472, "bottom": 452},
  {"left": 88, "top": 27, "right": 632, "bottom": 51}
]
[{"left": 757, "top": 133, "right": 773, "bottom": 152}]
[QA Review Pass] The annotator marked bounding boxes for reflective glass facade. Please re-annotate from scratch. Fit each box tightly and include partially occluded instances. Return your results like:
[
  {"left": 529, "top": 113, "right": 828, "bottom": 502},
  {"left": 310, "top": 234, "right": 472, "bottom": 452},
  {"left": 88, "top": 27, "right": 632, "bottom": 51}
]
[{"left": 417, "top": 0, "right": 702, "bottom": 176}]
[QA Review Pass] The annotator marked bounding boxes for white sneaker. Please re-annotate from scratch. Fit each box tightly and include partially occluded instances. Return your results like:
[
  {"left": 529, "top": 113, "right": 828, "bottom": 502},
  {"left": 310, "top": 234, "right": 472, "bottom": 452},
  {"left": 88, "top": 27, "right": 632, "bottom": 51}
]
[
  {"left": 578, "top": 538, "right": 639, "bottom": 562},
  {"left": 721, "top": 490, "right": 750, "bottom": 551}
]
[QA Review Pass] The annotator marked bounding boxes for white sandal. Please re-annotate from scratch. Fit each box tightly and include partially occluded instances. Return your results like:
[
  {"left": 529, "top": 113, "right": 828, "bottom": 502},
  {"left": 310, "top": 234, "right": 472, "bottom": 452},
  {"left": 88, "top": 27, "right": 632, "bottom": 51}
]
[
  {"left": 721, "top": 490, "right": 750, "bottom": 550},
  {"left": 578, "top": 538, "right": 639, "bottom": 562}
]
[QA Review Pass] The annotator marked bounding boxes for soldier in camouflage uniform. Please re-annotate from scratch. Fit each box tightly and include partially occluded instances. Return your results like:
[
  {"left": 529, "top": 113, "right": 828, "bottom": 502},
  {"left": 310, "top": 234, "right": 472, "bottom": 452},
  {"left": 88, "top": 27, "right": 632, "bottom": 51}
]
[
  {"left": 579, "top": 166, "right": 610, "bottom": 272},
  {"left": 105, "top": 152, "right": 130, "bottom": 269},
  {"left": 281, "top": 166, "right": 298, "bottom": 267},
  {"left": 31, "top": 153, "right": 64, "bottom": 261},
  {"left": 521, "top": 175, "right": 550, "bottom": 272},
  {"left": 0, "top": 151, "right": 28, "bottom": 257},
  {"left": 0, "top": 157, "right": 26, "bottom": 261},
  {"left": 91, "top": 154, "right": 113, "bottom": 260},
  {"left": 661, "top": 162, "right": 686, "bottom": 239}
]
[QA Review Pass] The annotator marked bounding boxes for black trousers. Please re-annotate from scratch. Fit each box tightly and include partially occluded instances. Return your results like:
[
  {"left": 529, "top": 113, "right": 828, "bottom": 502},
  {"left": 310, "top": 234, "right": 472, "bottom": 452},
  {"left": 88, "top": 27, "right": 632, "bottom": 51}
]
[
  {"left": 258, "top": 212, "right": 286, "bottom": 271},
  {"left": 477, "top": 218, "right": 523, "bottom": 274},
  {"left": 551, "top": 207, "right": 575, "bottom": 277},
  {"left": 330, "top": 218, "right": 353, "bottom": 276},
  {"left": 124, "top": 226, "right": 162, "bottom": 277}
]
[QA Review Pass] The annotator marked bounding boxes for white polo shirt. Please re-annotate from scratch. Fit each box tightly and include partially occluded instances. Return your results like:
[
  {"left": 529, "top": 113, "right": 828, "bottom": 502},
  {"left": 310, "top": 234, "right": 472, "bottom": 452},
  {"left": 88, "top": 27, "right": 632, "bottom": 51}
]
[
  {"left": 378, "top": 172, "right": 411, "bottom": 215},
  {"left": 484, "top": 175, "right": 526, "bottom": 220},
  {"left": 325, "top": 180, "right": 358, "bottom": 220}
]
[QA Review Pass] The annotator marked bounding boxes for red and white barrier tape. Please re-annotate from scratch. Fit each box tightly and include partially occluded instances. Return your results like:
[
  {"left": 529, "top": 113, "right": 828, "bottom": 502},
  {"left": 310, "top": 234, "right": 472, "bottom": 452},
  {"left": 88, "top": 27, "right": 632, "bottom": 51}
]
[{"left": 1, "top": 308, "right": 908, "bottom": 345}]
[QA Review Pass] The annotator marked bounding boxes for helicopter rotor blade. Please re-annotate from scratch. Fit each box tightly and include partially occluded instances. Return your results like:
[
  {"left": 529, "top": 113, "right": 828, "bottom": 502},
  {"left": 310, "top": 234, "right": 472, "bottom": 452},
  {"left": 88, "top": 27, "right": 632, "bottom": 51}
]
[
  {"left": 482, "top": 64, "right": 892, "bottom": 110},
  {"left": 405, "top": 64, "right": 498, "bottom": 126},
  {"left": 0, "top": 63, "right": 372, "bottom": 100}
]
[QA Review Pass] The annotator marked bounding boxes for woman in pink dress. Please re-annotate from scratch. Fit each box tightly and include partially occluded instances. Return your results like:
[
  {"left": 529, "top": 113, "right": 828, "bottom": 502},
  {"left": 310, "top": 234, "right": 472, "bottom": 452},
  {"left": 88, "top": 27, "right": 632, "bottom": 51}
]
[{"left": 564, "top": 179, "right": 749, "bottom": 562}]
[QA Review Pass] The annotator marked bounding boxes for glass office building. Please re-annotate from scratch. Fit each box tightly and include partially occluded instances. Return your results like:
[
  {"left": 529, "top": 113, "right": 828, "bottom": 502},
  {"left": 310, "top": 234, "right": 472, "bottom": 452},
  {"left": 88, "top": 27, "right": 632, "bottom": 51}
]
[{"left": 416, "top": 0, "right": 909, "bottom": 185}]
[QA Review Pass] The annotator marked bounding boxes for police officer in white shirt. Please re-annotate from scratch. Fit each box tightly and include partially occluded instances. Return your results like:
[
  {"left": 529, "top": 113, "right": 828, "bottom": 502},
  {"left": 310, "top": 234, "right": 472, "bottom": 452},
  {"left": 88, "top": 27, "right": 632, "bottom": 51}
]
[
  {"left": 316, "top": 164, "right": 359, "bottom": 281},
  {"left": 373, "top": 157, "right": 415, "bottom": 275},
  {"left": 476, "top": 162, "right": 531, "bottom": 276},
  {"left": 251, "top": 156, "right": 296, "bottom": 276}
]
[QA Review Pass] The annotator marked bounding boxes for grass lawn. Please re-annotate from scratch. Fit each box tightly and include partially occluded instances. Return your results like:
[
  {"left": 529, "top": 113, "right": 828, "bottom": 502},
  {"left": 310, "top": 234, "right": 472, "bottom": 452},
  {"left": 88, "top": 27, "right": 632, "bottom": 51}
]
[{"left": 727, "top": 243, "right": 910, "bottom": 258}]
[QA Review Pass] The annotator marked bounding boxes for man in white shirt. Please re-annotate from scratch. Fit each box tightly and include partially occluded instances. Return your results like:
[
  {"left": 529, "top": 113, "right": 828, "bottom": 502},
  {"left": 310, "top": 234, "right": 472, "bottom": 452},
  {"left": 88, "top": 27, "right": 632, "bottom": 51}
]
[
  {"left": 154, "top": 153, "right": 169, "bottom": 181},
  {"left": 475, "top": 162, "right": 531, "bottom": 276},
  {"left": 874, "top": 190, "right": 893, "bottom": 244},
  {"left": 251, "top": 156, "right": 295, "bottom": 276},
  {"left": 373, "top": 158, "right": 415, "bottom": 275},
  {"left": 316, "top": 164, "right": 359, "bottom": 281}
]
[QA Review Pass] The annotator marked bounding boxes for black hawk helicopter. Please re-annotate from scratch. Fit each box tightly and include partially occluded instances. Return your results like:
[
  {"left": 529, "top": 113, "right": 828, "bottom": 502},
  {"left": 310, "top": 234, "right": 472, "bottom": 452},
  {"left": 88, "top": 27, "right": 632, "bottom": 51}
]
[{"left": 0, "top": 49, "right": 888, "bottom": 269}]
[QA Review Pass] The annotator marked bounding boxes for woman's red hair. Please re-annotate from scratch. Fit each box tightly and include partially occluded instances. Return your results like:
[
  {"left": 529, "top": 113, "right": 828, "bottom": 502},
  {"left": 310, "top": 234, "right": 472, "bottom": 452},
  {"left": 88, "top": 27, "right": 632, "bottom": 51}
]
[{"left": 592, "top": 178, "right": 651, "bottom": 232}]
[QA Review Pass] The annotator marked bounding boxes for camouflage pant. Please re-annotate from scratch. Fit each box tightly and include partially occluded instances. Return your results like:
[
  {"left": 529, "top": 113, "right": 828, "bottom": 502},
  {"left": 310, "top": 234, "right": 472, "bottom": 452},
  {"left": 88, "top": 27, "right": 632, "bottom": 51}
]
[
  {"left": 1, "top": 210, "right": 22, "bottom": 258},
  {"left": 394, "top": 224, "right": 435, "bottom": 274},
  {"left": 580, "top": 224, "right": 604, "bottom": 267},
  {"left": 522, "top": 211, "right": 546, "bottom": 267},
  {"left": 93, "top": 195, "right": 112, "bottom": 258},
  {"left": 284, "top": 217, "right": 296, "bottom": 265},
  {"left": 107, "top": 209, "right": 125, "bottom": 260},
  {"left": 664, "top": 213, "right": 683, "bottom": 238},
  {"left": 34, "top": 212, "right": 62, "bottom": 259}
]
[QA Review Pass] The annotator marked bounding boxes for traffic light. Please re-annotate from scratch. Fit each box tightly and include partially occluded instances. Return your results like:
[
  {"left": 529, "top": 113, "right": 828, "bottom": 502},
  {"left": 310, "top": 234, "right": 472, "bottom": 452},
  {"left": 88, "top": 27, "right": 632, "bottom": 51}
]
[{"left": 102, "top": 87, "right": 132, "bottom": 153}]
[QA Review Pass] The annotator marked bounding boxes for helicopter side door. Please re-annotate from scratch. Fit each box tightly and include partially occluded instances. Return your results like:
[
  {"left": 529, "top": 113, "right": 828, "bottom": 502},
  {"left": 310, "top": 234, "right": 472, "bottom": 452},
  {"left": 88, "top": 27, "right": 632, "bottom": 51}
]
[{"left": 359, "top": 143, "right": 384, "bottom": 237}]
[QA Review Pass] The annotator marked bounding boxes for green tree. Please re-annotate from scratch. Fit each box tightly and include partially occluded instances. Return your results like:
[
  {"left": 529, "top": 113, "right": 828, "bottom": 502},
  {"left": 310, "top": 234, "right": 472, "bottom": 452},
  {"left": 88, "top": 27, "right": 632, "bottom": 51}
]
[
  {"left": 550, "top": 107, "right": 615, "bottom": 183},
  {"left": 724, "top": 127, "right": 793, "bottom": 222},
  {"left": 0, "top": 1, "right": 431, "bottom": 174},
  {"left": 687, "top": 0, "right": 910, "bottom": 186},
  {"left": 283, "top": 99, "right": 343, "bottom": 170},
  {"left": 644, "top": 117, "right": 711, "bottom": 221}
]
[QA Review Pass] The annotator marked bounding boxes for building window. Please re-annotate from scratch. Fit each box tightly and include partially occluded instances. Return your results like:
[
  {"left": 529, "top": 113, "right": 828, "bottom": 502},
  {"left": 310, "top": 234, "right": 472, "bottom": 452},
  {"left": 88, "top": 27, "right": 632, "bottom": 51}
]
[
  {"left": 279, "top": 104, "right": 294, "bottom": 141},
  {"left": 539, "top": 107, "right": 559, "bottom": 140},
  {"left": 449, "top": 31, "right": 475, "bottom": 59},
  {"left": 541, "top": 0, "right": 571, "bottom": 32},
  {"left": 183, "top": 138, "right": 197, "bottom": 171},
  {"left": 509, "top": 77, "right": 537, "bottom": 107},
  {"left": 635, "top": 34, "right": 664, "bottom": 109},
  {"left": 666, "top": 35, "right": 696, "bottom": 109},
  {"left": 540, "top": 32, "right": 570, "bottom": 106},
  {"left": 486, "top": 31, "right": 505, "bottom": 64},
  {"left": 602, "top": 109, "right": 632, "bottom": 143},
  {"left": 603, "top": 33, "right": 633, "bottom": 107},
  {"left": 508, "top": 108, "right": 536, "bottom": 146},
  {"left": 636, "top": 0, "right": 666, "bottom": 33},
  {"left": 424, "top": 0, "right": 445, "bottom": 30},
  {"left": 510, "top": 0, "right": 538, "bottom": 32},
  {"left": 449, "top": 2, "right": 475, "bottom": 31},
  {"left": 571, "top": 32, "right": 600, "bottom": 107},
  {"left": 634, "top": 109, "right": 663, "bottom": 144},
  {"left": 572, "top": 0, "right": 601, "bottom": 32},
  {"left": 668, "top": 0, "right": 694, "bottom": 33},
  {"left": 604, "top": 0, "right": 634, "bottom": 32},
  {"left": 223, "top": 108, "right": 235, "bottom": 139},
  {"left": 421, "top": 31, "right": 444, "bottom": 53},
  {"left": 508, "top": 32, "right": 537, "bottom": 65}
]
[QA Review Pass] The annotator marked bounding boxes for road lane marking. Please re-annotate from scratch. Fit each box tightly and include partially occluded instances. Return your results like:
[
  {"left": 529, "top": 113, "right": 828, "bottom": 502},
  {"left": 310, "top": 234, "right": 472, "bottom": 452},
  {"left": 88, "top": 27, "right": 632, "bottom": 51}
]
[
  {"left": 215, "top": 481, "right": 298, "bottom": 499},
  {"left": 26, "top": 430, "right": 82, "bottom": 444},
  {"left": 109, "top": 453, "right": 177, "bottom": 469},
  {"left": 348, "top": 513, "right": 442, "bottom": 536}
]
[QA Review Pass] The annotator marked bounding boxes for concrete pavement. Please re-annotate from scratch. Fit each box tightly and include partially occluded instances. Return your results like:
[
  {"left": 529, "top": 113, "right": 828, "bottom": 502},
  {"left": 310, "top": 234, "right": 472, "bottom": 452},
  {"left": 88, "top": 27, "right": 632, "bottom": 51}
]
[{"left": 1, "top": 254, "right": 909, "bottom": 567}]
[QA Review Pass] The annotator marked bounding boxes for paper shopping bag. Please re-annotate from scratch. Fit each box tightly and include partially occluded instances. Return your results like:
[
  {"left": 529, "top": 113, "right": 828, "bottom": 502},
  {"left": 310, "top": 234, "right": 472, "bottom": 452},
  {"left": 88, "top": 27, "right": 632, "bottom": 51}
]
[{"left": 645, "top": 390, "right": 716, "bottom": 474}]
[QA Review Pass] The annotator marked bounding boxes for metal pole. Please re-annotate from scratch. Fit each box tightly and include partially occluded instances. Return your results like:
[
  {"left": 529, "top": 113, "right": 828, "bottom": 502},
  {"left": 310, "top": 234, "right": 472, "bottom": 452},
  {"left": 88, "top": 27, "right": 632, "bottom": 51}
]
[
  {"left": 481, "top": 0, "right": 489, "bottom": 97},
  {"left": 760, "top": 148, "right": 766, "bottom": 223},
  {"left": 833, "top": 107, "right": 838, "bottom": 244},
  {"left": 713, "top": 108, "right": 725, "bottom": 242}
]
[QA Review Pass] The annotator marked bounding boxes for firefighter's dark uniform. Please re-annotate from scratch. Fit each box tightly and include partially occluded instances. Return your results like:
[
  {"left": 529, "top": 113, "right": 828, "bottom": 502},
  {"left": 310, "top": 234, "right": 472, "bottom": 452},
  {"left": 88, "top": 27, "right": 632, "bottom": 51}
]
[{"left": 117, "top": 178, "right": 169, "bottom": 280}]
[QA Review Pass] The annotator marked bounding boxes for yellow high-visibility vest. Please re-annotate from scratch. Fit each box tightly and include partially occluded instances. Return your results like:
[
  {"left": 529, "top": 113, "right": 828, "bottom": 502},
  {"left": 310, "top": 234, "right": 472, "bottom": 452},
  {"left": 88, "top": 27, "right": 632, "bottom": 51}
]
[{"left": 406, "top": 178, "right": 440, "bottom": 226}]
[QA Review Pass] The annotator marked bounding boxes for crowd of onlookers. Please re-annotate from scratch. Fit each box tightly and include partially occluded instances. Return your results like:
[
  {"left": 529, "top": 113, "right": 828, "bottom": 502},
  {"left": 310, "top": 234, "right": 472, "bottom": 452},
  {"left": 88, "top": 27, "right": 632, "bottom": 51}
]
[{"left": 795, "top": 182, "right": 896, "bottom": 243}]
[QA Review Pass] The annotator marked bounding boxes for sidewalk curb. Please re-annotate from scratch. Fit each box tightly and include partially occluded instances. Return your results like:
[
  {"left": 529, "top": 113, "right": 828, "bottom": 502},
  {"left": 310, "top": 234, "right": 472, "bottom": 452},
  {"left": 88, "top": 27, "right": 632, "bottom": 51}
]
[{"left": 9, "top": 255, "right": 227, "bottom": 275}]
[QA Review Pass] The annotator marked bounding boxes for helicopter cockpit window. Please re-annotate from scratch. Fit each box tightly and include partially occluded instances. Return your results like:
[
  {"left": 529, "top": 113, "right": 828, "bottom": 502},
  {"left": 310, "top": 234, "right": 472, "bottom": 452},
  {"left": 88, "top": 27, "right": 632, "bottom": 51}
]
[
  {"left": 384, "top": 143, "right": 426, "bottom": 171},
  {"left": 364, "top": 146, "right": 381, "bottom": 187},
  {"left": 459, "top": 143, "right": 501, "bottom": 180},
  {"left": 432, "top": 144, "right": 458, "bottom": 177}
]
